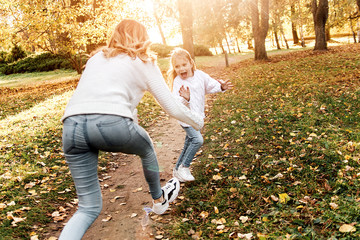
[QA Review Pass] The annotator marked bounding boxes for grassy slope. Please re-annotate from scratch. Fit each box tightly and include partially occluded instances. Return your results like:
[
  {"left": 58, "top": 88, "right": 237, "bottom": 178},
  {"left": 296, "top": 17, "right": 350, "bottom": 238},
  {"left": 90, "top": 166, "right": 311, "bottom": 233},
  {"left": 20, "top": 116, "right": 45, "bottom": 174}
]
[
  {"left": 0, "top": 44, "right": 359, "bottom": 239},
  {"left": 166, "top": 45, "right": 360, "bottom": 239}
]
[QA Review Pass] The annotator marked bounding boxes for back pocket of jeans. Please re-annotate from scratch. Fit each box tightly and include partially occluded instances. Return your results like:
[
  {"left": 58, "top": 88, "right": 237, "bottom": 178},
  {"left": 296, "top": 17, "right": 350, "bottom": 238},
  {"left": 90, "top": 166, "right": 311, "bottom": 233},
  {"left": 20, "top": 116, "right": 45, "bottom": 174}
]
[
  {"left": 62, "top": 118, "right": 77, "bottom": 154},
  {"left": 97, "top": 117, "right": 131, "bottom": 146}
]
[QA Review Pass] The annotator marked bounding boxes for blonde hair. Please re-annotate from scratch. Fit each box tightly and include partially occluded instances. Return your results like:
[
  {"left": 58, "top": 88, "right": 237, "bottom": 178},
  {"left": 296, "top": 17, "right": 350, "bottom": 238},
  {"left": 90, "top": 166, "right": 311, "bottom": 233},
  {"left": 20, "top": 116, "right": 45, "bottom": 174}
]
[
  {"left": 167, "top": 48, "right": 196, "bottom": 91},
  {"left": 101, "top": 19, "right": 156, "bottom": 63}
]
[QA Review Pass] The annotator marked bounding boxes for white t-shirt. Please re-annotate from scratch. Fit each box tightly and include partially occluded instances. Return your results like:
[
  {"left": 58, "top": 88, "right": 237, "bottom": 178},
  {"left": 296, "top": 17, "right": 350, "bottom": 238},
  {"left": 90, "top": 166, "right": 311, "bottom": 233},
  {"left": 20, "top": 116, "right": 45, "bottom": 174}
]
[
  {"left": 62, "top": 52, "right": 203, "bottom": 130},
  {"left": 172, "top": 70, "right": 223, "bottom": 127}
]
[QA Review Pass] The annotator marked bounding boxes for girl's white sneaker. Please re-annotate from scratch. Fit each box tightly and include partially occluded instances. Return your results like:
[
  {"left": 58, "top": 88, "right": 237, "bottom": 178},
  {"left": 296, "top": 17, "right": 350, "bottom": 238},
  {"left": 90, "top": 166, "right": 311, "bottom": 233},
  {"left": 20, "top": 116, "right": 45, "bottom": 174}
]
[{"left": 174, "top": 165, "right": 195, "bottom": 182}]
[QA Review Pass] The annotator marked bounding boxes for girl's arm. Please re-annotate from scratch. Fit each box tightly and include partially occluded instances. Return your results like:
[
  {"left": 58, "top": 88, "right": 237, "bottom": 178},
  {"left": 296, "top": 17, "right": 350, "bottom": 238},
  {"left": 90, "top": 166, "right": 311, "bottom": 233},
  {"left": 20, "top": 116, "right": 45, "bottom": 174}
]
[
  {"left": 173, "top": 78, "right": 190, "bottom": 106},
  {"left": 201, "top": 71, "right": 223, "bottom": 94}
]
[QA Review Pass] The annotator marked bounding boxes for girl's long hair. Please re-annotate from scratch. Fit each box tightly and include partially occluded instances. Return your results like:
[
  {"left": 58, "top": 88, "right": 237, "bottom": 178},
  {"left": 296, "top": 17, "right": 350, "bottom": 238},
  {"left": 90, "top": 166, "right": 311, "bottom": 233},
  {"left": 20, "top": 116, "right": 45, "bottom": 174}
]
[
  {"left": 167, "top": 48, "right": 196, "bottom": 91},
  {"left": 99, "top": 19, "right": 156, "bottom": 63}
]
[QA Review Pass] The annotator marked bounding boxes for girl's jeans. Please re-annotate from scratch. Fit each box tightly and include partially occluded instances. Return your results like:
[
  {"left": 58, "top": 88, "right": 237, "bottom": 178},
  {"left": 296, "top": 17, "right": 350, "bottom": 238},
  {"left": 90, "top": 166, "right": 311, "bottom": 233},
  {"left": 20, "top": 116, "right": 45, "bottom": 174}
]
[
  {"left": 59, "top": 114, "right": 161, "bottom": 240},
  {"left": 175, "top": 126, "right": 203, "bottom": 170}
]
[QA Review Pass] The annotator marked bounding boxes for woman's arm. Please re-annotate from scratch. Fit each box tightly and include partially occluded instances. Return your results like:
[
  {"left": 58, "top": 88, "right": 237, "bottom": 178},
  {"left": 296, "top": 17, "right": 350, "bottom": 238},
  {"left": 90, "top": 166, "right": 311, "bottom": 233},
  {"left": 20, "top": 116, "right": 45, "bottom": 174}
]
[{"left": 145, "top": 65, "right": 203, "bottom": 130}]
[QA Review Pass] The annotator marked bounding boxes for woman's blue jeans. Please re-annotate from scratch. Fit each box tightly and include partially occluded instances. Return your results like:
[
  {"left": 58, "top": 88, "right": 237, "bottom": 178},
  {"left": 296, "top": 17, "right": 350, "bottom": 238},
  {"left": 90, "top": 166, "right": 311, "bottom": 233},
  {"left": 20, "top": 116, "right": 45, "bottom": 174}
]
[
  {"left": 175, "top": 126, "right": 203, "bottom": 170},
  {"left": 59, "top": 114, "right": 161, "bottom": 240}
]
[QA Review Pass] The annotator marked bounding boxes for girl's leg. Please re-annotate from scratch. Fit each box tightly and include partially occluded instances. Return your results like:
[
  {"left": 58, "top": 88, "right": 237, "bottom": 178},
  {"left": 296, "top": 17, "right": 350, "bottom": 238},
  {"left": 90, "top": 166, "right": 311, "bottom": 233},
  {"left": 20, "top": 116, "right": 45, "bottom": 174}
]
[
  {"left": 180, "top": 127, "right": 203, "bottom": 168},
  {"left": 175, "top": 134, "right": 190, "bottom": 170},
  {"left": 60, "top": 117, "right": 102, "bottom": 240}
]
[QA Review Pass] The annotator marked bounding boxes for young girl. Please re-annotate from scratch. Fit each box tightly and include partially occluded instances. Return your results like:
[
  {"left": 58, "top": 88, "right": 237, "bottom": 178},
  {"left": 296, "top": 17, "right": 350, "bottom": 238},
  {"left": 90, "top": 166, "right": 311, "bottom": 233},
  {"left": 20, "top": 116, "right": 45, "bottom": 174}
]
[
  {"left": 168, "top": 48, "right": 233, "bottom": 182},
  {"left": 60, "top": 20, "right": 203, "bottom": 240}
]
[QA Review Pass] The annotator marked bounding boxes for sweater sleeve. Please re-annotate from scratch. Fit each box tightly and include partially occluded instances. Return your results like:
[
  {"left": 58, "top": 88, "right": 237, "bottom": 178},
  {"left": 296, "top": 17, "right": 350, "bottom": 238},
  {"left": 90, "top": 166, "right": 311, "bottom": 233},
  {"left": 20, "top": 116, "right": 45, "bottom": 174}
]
[
  {"left": 144, "top": 64, "right": 203, "bottom": 130},
  {"left": 201, "top": 70, "right": 223, "bottom": 94}
]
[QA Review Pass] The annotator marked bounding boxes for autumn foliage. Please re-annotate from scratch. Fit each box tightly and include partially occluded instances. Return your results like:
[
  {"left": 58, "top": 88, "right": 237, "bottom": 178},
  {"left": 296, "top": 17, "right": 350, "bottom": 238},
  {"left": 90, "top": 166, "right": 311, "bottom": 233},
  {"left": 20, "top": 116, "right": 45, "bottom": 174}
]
[{"left": 0, "top": 44, "right": 359, "bottom": 239}]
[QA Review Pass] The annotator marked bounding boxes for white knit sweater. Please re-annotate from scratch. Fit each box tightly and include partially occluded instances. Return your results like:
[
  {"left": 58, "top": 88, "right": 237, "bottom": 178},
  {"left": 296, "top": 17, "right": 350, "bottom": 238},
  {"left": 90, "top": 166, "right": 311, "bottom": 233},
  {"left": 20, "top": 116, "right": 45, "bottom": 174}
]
[
  {"left": 61, "top": 52, "right": 203, "bottom": 130},
  {"left": 172, "top": 70, "right": 223, "bottom": 127}
]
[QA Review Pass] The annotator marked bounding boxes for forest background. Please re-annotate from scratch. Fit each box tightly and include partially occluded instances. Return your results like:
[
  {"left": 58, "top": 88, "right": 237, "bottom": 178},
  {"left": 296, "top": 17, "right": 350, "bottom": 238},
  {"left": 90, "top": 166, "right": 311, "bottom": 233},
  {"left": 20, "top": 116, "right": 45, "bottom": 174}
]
[{"left": 0, "top": 0, "right": 360, "bottom": 239}]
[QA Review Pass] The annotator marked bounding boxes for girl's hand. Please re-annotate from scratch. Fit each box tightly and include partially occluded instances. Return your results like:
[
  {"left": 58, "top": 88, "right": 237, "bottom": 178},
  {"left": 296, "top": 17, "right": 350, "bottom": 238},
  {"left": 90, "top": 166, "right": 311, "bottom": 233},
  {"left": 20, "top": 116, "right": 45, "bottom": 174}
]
[
  {"left": 179, "top": 85, "right": 190, "bottom": 101},
  {"left": 218, "top": 79, "right": 234, "bottom": 91}
]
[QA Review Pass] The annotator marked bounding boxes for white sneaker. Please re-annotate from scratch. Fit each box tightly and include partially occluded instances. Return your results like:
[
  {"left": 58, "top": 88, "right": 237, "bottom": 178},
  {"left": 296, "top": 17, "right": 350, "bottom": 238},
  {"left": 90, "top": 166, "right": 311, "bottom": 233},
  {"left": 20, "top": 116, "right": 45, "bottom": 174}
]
[
  {"left": 175, "top": 165, "right": 195, "bottom": 182},
  {"left": 163, "top": 177, "right": 180, "bottom": 202},
  {"left": 152, "top": 177, "right": 180, "bottom": 214},
  {"left": 152, "top": 193, "right": 169, "bottom": 215},
  {"left": 173, "top": 168, "right": 185, "bottom": 182}
]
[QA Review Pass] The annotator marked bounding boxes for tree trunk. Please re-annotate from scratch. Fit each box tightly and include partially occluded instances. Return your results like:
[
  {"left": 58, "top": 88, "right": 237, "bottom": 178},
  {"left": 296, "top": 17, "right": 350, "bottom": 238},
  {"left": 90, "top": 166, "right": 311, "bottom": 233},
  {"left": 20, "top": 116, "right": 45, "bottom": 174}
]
[
  {"left": 235, "top": 37, "right": 241, "bottom": 53},
  {"left": 350, "top": 18, "right": 357, "bottom": 43},
  {"left": 178, "top": 0, "right": 194, "bottom": 59},
  {"left": 250, "top": 0, "right": 269, "bottom": 60},
  {"left": 280, "top": 26, "right": 289, "bottom": 49},
  {"left": 357, "top": 21, "right": 360, "bottom": 43},
  {"left": 274, "top": 30, "right": 281, "bottom": 49},
  {"left": 225, "top": 35, "right": 232, "bottom": 53},
  {"left": 153, "top": 2, "right": 167, "bottom": 45},
  {"left": 291, "top": 4, "right": 299, "bottom": 44},
  {"left": 154, "top": 12, "right": 167, "bottom": 45},
  {"left": 247, "top": 39, "right": 253, "bottom": 49},
  {"left": 300, "top": 25, "right": 306, "bottom": 47},
  {"left": 219, "top": 41, "right": 225, "bottom": 54},
  {"left": 325, "top": 26, "right": 330, "bottom": 41},
  {"left": 312, "top": 0, "right": 329, "bottom": 50}
]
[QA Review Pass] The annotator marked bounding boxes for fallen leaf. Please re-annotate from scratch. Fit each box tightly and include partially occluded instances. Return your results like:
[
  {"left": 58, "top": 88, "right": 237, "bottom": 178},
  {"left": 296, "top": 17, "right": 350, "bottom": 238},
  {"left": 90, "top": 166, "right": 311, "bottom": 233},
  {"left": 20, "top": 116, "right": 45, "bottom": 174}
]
[
  {"left": 200, "top": 211, "right": 209, "bottom": 219},
  {"left": 279, "top": 193, "right": 291, "bottom": 204},
  {"left": 339, "top": 224, "right": 356, "bottom": 232},
  {"left": 239, "top": 216, "right": 249, "bottom": 223},
  {"left": 212, "top": 174, "right": 222, "bottom": 180},
  {"left": 102, "top": 215, "right": 112, "bottom": 222}
]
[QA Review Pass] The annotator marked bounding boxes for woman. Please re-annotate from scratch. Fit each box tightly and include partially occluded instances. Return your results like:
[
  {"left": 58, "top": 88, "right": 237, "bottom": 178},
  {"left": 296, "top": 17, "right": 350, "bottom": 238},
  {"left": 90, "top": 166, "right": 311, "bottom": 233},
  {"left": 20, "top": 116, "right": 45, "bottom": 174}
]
[{"left": 59, "top": 19, "right": 203, "bottom": 240}]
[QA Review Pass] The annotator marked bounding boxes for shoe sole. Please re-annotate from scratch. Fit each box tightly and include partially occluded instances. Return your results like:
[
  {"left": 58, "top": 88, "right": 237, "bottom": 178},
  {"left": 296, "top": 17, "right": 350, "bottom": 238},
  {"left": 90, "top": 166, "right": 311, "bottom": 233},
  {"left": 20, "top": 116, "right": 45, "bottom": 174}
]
[{"left": 166, "top": 178, "right": 180, "bottom": 202}]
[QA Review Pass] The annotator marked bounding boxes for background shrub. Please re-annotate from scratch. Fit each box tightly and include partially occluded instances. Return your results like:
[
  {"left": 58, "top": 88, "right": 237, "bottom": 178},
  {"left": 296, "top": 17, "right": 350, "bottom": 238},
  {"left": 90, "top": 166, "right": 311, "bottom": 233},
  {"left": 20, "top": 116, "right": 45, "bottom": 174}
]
[
  {"left": 150, "top": 43, "right": 175, "bottom": 58},
  {"left": 1, "top": 52, "right": 72, "bottom": 75},
  {"left": 150, "top": 43, "right": 213, "bottom": 58},
  {"left": 6, "top": 44, "right": 27, "bottom": 63},
  {"left": 0, "top": 51, "right": 8, "bottom": 64},
  {"left": 194, "top": 44, "right": 213, "bottom": 56}
]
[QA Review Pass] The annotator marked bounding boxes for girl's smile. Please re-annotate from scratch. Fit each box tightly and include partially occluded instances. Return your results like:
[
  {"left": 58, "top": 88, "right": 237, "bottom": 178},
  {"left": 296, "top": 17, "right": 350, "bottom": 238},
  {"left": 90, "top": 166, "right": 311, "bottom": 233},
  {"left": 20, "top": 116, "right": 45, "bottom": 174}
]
[{"left": 173, "top": 57, "right": 194, "bottom": 80}]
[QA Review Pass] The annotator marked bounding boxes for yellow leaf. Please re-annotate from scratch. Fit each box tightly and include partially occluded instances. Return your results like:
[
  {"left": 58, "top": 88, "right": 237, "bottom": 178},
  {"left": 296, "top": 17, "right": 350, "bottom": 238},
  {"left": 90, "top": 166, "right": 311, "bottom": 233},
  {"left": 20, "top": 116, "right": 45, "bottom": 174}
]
[
  {"left": 279, "top": 193, "right": 290, "bottom": 204},
  {"left": 212, "top": 174, "right": 222, "bottom": 180},
  {"left": 230, "top": 187, "right": 237, "bottom": 193},
  {"left": 214, "top": 206, "right": 219, "bottom": 214},
  {"left": 199, "top": 211, "right": 209, "bottom": 219},
  {"left": 339, "top": 224, "right": 356, "bottom": 232}
]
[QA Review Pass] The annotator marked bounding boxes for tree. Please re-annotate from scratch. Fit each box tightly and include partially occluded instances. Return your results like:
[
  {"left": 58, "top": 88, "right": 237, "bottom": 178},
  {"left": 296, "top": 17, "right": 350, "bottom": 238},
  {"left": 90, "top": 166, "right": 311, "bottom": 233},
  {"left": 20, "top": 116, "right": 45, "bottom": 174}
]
[
  {"left": 178, "top": 0, "right": 194, "bottom": 58},
  {"left": 250, "top": 0, "right": 270, "bottom": 60},
  {"left": 312, "top": 0, "right": 329, "bottom": 50},
  {"left": 290, "top": 4, "right": 300, "bottom": 44},
  {"left": 3, "top": 0, "right": 128, "bottom": 73}
]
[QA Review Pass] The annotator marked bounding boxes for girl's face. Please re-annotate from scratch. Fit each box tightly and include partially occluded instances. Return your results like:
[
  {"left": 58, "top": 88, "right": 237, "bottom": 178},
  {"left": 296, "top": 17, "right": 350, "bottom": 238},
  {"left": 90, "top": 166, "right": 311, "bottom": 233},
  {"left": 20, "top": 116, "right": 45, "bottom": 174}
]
[{"left": 173, "top": 56, "right": 194, "bottom": 80}]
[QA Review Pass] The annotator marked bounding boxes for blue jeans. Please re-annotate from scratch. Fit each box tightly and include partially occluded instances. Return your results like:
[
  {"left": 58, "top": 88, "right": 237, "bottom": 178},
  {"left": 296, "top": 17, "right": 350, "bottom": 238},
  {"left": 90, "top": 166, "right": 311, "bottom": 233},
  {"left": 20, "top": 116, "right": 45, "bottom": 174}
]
[
  {"left": 175, "top": 126, "right": 203, "bottom": 170},
  {"left": 59, "top": 114, "right": 162, "bottom": 240}
]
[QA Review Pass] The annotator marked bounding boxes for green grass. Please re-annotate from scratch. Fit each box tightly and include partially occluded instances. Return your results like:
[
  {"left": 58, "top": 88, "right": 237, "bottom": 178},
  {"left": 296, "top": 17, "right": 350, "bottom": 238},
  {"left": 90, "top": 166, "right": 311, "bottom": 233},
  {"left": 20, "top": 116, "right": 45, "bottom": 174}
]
[
  {"left": 0, "top": 44, "right": 359, "bottom": 239},
  {"left": 0, "top": 69, "right": 78, "bottom": 87},
  {"left": 165, "top": 46, "right": 360, "bottom": 239}
]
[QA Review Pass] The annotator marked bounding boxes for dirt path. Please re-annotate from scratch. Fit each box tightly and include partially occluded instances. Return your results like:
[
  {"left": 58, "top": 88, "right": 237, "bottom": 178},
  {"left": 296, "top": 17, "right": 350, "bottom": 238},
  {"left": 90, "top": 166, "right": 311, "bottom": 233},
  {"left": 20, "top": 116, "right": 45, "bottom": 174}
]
[{"left": 51, "top": 116, "right": 185, "bottom": 240}]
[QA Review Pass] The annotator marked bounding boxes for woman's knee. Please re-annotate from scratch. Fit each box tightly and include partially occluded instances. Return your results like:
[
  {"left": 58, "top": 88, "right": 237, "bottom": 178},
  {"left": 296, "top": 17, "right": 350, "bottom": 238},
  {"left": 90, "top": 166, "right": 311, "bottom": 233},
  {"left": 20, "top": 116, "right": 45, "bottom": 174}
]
[{"left": 193, "top": 134, "right": 204, "bottom": 146}]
